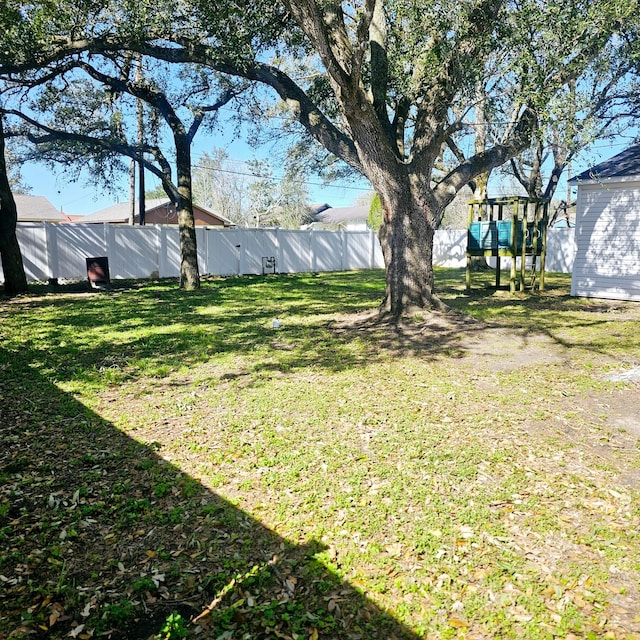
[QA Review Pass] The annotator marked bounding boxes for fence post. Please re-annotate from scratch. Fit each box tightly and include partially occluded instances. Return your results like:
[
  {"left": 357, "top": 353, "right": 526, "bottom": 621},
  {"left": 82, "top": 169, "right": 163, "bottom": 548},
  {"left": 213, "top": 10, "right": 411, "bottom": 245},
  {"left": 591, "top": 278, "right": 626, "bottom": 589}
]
[
  {"left": 341, "top": 229, "right": 348, "bottom": 271},
  {"left": 158, "top": 226, "right": 167, "bottom": 277},
  {"left": 310, "top": 228, "right": 317, "bottom": 272},
  {"left": 102, "top": 222, "right": 112, "bottom": 253},
  {"left": 276, "top": 228, "right": 284, "bottom": 274},
  {"left": 153, "top": 225, "right": 161, "bottom": 278},
  {"left": 44, "top": 222, "right": 60, "bottom": 281},
  {"left": 237, "top": 241, "right": 244, "bottom": 275},
  {"left": 203, "top": 227, "right": 210, "bottom": 277},
  {"left": 370, "top": 230, "right": 376, "bottom": 269}
]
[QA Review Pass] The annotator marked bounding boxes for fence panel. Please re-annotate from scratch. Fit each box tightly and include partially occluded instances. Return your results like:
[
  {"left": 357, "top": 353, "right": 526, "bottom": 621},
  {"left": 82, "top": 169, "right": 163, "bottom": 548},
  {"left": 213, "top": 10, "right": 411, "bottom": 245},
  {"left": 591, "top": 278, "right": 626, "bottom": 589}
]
[
  {"left": 112, "top": 226, "right": 160, "bottom": 278},
  {"left": 158, "top": 226, "right": 181, "bottom": 278},
  {"left": 343, "top": 231, "right": 374, "bottom": 270},
  {"left": 278, "top": 230, "right": 312, "bottom": 273},
  {"left": 203, "top": 228, "right": 241, "bottom": 276},
  {"left": 55, "top": 224, "right": 107, "bottom": 280},
  {"left": 546, "top": 228, "right": 576, "bottom": 274},
  {"left": 311, "top": 231, "right": 344, "bottom": 272},
  {"left": 235, "top": 229, "right": 278, "bottom": 275},
  {"left": 5, "top": 223, "right": 577, "bottom": 285},
  {"left": 372, "top": 233, "right": 385, "bottom": 268},
  {"left": 433, "top": 230, "right": 467, "bottom": 267},
  {"left": 15, "top": 223, "right": 49, "bottom": 281},
  {"left": 262, "top": 229, "right": 281, "bottom": 274}
]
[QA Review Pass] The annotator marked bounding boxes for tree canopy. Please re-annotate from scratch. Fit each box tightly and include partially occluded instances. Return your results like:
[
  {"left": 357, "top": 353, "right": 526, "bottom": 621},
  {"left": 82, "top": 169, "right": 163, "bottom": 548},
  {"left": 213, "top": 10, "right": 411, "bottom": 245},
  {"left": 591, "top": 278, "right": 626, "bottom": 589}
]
[{"left": 1, "top": 10, "right": 250, "bottom": 289}]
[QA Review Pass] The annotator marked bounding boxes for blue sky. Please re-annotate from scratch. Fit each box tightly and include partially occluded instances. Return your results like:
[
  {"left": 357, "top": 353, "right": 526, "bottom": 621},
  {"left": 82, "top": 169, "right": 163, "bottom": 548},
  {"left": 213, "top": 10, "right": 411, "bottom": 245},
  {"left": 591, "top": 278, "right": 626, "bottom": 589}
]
[
  {"left": 18, "top": 130, "right": 635, "bottom": 217},
  {"left": 19, "top": 159, "right": 371, "bottom": 215},
  {"left": 19, "top": 130, "right": 373, "bottom": 216}
]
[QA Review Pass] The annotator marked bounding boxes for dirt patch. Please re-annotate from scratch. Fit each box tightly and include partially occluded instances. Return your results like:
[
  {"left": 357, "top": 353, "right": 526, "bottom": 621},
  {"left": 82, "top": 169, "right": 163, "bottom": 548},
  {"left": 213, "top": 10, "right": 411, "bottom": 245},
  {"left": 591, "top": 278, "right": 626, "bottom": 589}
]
[
  {"left": 331, "top": 308, "right": 567, "bottom": 369},
  {"left": 331, "top": 308, "right": 640, "bottom": 481}
]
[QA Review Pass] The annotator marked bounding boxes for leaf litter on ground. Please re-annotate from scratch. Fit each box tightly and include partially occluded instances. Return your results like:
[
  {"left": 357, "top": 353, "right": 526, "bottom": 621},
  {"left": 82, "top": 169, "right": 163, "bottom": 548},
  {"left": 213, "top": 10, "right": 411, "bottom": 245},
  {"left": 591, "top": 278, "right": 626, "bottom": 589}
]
[{"left": 1, "top": 270, "right": 640, "bottom": 639}]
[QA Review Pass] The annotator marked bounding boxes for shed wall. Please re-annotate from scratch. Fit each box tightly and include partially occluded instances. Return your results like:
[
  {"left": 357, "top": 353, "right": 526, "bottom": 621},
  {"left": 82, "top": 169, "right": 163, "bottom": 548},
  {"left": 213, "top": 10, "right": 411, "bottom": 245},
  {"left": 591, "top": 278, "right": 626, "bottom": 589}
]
[{"left": 571, "top": 181, "right": 640, "bottom": 301}]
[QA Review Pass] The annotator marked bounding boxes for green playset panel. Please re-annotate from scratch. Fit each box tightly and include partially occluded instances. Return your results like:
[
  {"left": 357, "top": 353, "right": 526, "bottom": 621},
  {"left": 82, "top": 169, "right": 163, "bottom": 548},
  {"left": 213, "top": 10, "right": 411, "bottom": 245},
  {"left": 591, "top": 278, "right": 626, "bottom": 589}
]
[{"left": 468, "top": 220, "right": 512, "bottom": 252}]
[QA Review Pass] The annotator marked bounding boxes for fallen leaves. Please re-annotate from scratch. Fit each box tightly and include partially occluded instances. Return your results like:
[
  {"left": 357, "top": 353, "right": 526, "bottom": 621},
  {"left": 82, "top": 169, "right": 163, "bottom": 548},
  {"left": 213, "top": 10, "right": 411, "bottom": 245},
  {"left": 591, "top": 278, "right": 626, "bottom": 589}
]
[
  {"left": 3, "top": 274, "right": 640, "bottom": 639},
  {"left": 49, "top": 601, "right": 64, "bottom": 627},
  {"left": 447, "top": 617, "right": 469, "bottom": 629}
]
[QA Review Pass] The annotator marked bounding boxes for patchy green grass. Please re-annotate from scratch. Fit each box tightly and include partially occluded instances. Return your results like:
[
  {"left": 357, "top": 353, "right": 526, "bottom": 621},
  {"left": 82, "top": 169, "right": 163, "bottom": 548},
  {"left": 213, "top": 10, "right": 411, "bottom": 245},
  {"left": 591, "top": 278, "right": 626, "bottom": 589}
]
[{"left": 1, "top": 270, "right": 639, "bottom": 639}]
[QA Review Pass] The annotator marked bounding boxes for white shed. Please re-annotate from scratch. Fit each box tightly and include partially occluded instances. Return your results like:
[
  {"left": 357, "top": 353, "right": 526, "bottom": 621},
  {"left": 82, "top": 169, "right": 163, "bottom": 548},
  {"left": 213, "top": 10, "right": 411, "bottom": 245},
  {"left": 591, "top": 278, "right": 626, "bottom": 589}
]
[{"left": 569, "top": 143, "right": 640, "bottom": 302}]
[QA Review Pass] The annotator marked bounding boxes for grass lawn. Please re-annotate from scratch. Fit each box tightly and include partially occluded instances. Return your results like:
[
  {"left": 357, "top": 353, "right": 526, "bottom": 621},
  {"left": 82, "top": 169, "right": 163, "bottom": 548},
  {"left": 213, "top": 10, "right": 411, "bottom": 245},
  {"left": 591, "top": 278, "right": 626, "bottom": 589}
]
[{"left": 1, "top": 269, "right": 639, "bottom": 639}]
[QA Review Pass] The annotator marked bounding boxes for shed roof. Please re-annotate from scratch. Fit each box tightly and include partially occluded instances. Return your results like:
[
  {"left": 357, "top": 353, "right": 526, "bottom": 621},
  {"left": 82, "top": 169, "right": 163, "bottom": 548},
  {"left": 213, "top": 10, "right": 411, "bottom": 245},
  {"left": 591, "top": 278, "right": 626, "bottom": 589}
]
[{"left": 570, "top": 143, "right": 640, "bottom": 184}]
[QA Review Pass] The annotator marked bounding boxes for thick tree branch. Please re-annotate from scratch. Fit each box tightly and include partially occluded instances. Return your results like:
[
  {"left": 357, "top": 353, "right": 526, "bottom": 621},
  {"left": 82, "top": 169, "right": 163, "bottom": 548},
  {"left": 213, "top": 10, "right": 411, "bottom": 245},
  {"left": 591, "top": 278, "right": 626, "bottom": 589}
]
[
  {"left": 67, "top": 37, "right": 364, "bottom": 173},
  {"left": 433, "top": 107, "right": 537, "bottom": 208},
  {"left": 368, "top": 0, "right": 392, "bottom": 138},
  {"left": 75, "top": 60, "right": 188, "bottom": 142},
  {"left": 445, "top": 135, "right": 478, "bottom": 194},
  {"left": 10, "top": 52, "right": 244, "bottom": 152},
  {"left": 282, "top": 1, "right": 353, "bottom": 90},
  {"left": 391, "top": 97, "right": 411, "bottom": 158},
  {"left": 247, "top": 62, "right": 362, "bottom": 171},
  {"left": 352, "top": 0, "right": 376, "bottom": 80},
  {"left": 7, "top": 108, "right": 179, "bottom": 201},
  {"left": 186, "top": 88, "right": 239, "bottom": 143}
]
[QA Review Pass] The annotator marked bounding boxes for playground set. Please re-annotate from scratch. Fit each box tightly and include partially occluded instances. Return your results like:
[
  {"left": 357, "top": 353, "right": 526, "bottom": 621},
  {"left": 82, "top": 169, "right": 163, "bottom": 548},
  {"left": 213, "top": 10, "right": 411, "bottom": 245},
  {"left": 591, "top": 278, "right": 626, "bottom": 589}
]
[{"left": 466, "top": 196, "right": 549, "bottom": 293}]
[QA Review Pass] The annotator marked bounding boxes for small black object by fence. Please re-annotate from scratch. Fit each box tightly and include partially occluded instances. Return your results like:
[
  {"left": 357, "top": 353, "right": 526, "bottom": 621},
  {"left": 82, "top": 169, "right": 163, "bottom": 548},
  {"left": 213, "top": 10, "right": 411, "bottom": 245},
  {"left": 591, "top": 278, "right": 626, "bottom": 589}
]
[
  {"left": 86, "top": 257, "right": 111, "bottom": 289},
  {"left": 262, "top": 256, "right": 277, "bottom": 275}
]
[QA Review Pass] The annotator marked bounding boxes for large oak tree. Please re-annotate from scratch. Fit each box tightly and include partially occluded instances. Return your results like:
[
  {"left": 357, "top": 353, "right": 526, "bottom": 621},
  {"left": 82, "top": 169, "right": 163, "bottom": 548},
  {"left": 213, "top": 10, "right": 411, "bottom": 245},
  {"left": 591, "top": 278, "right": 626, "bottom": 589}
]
[{"left": 166, "top": 0, "right": 637, "bottom": 314}]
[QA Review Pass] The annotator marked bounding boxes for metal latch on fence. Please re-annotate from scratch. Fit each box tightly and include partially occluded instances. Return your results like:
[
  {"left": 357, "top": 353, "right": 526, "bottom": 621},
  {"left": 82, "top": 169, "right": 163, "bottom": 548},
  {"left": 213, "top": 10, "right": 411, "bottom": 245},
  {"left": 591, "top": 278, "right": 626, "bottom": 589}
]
[{"left": 262, "top": 256, "right": 277, "bottom": 275}]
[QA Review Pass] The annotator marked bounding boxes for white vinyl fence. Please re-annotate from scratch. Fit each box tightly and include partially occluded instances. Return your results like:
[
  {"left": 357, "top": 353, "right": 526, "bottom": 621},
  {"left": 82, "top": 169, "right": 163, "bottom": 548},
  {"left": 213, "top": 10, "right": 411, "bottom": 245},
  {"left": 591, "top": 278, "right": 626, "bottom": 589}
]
[{"left": 3, "top": 222, "right": 576, "bottom": 284}]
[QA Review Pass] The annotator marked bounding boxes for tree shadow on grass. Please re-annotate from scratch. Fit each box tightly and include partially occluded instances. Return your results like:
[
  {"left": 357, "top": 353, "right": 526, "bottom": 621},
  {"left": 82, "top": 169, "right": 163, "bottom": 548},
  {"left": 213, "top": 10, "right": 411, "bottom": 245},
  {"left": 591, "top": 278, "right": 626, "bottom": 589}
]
[
  {"left": 0, "top": 348, "right": 418, "bottom": 640},
  {"left": 436, "top": 269, "right": 640, "bottom": 358},
  {"left": 6, "top": 274, "right": 477, "bottom": 393}
]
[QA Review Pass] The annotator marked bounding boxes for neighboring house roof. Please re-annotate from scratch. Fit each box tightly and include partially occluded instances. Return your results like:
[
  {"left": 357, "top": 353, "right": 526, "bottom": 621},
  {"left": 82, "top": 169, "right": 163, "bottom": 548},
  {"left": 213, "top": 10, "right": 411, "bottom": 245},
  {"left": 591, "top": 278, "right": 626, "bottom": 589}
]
[
  {"left": 314, "top": 205, "right": 369, "bottom": 226},
  {"left": 78, "top": 198, "right": 234, "bottom": 226},
  {"left": 570, "top": 143, "right": 640, "bottom": 184},
  {"left": 77, "top": 201, "right": 145, "bottom": 224},
  {"left": 14, "top": 194, "right": 67, "bottom": 222}
]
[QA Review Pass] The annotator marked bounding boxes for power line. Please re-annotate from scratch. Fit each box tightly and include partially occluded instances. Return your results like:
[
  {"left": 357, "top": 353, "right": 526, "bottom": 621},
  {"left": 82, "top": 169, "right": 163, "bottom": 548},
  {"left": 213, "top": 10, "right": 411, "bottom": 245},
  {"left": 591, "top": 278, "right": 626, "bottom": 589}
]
[
  {"left": 189, "top": 160, "right": 371, "bottom": 192},
  {"left": 180, "top": 121, "right": 639, "bottom": 194}
]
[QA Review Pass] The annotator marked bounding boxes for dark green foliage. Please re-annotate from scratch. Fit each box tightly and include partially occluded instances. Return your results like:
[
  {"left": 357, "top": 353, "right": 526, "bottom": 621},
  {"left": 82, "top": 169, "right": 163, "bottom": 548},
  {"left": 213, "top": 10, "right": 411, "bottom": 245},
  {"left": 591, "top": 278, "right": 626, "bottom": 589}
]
[{"left": 368, "top": 193, "right": 382, "bottom": 231}]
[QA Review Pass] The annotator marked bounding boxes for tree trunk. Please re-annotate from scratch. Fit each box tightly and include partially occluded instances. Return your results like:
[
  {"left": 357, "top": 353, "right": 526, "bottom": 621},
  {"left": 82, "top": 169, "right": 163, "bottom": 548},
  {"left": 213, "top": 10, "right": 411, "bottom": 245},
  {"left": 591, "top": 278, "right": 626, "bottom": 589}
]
[
  {"left": 377, "top": 183, "right": 444, "bottom": 317},
  {"left": 175, "top": 133, "right": 200, "bottom": 290},
  {"left": 177, "top": 202, "right": 200, "bottom": 290},
  {"left": 0, "top": 119, "right": 28, "bottom": 296}
]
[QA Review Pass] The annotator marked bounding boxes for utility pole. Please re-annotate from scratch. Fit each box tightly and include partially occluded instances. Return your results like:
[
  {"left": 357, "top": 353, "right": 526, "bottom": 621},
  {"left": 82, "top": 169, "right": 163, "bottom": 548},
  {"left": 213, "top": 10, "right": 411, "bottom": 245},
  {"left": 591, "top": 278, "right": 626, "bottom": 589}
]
[
  {"left": 129, "top": 158, "right": 135, "bottom": 225},
  {"left": 136, "top": 55, "right": 145, "bottom": 225}
]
